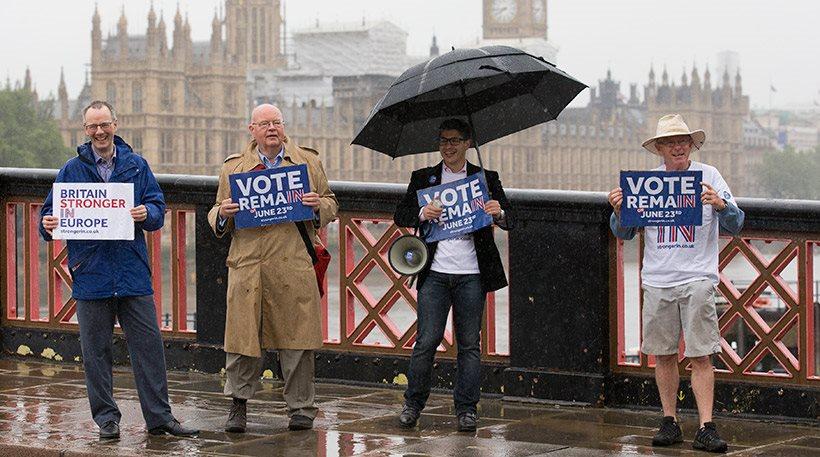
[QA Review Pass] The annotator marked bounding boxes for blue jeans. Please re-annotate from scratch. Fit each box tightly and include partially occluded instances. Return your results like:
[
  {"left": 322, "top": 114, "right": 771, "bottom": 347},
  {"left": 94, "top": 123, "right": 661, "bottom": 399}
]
[
  {"left": 76, "top": 295, "right": 174, "bottom": 429},
  {"left": 404, "top": 271, "right": 484, "bottom": 415}
]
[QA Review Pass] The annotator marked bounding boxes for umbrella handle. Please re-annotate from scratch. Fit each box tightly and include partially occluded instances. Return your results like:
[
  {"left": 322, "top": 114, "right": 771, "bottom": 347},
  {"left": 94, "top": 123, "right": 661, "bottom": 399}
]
[{"left": 458, "top": 79, "right": 493, "bottom": 200}]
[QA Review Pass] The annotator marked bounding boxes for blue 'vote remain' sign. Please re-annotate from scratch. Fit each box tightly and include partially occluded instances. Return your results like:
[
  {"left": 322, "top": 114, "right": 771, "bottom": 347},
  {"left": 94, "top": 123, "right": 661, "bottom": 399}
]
[
  {"left": 229, "top": 164, "right": 314, "bottom": 229},
  {"left": 416, "top": 173, "right": 493, "bottom": 242},
  {"left": 619, "top": 170, "right": 703, "bottom": 227}
]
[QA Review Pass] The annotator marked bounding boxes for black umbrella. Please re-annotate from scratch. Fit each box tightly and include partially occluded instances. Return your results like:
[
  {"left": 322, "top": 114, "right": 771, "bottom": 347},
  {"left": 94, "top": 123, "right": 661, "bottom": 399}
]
[{"left": 351, "top": 45, "right": 587, "bottom": 167}]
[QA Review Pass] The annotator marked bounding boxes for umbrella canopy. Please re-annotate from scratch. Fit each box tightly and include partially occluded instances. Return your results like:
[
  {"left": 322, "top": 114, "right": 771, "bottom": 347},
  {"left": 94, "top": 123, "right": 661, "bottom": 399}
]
[{"left": 351, "top": 45, "right": 587, "bottom": 158}]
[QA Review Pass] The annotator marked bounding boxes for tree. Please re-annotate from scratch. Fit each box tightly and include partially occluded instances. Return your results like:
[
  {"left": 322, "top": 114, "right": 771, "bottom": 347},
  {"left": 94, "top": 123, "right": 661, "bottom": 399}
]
[
  {"left": 0, "top": 87, "right": 73, "bottom": 169},
  {"left": 755, "top": 146, "right": 820, "bottom": 200}
]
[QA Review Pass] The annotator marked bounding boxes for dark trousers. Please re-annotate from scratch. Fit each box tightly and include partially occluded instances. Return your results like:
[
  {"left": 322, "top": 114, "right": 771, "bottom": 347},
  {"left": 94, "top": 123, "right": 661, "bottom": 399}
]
[
  {"left": 404, "top": 271, "right": 484, "bottom": 415},
  {"left": 76, "top": 295, "right": 173, "bottom": 429}
]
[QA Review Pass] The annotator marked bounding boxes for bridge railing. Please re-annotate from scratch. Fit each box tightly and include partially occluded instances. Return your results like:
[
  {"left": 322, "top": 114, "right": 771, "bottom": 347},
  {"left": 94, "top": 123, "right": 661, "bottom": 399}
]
[{"left": 1, "top": 167, "right": 818, "bottom": 419}]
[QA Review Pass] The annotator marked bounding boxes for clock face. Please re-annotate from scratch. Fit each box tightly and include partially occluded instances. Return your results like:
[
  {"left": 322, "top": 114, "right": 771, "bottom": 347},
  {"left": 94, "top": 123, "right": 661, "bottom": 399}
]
[
  {"left": 532, "top": 0, "right": 545, "bottom": 22},
  {"left": 491, "top": 0, "right": 517, "bottom": 23}
]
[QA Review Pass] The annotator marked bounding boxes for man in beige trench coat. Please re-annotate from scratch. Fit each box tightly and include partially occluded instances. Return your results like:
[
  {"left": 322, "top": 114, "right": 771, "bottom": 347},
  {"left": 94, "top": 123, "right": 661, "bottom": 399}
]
[{"left": 208, "top": 104, "right": 338, "bottom": 432}]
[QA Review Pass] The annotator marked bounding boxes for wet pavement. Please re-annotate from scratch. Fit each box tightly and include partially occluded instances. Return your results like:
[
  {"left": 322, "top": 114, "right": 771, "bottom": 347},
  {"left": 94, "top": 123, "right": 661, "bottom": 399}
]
[{"left": 0, "top": 358, "right": 817, "bottom": 456}]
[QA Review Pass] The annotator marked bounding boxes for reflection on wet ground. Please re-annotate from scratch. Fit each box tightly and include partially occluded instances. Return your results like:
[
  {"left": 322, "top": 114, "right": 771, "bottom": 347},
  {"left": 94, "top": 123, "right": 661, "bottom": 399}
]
[{"left": 0, "top": 358, "right": 816, "bottom": 456}]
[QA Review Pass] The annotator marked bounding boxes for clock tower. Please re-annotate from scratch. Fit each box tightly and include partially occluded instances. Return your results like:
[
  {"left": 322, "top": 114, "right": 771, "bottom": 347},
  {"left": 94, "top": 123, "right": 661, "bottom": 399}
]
[{"left": 483, "top": 0, "right": 547, "bottom": 40}]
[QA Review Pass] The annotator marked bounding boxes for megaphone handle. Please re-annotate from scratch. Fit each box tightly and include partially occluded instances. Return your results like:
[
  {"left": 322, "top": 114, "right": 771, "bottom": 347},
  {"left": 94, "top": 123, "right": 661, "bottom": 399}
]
[{"left": 407, "top": 275, "right": 417, "bottom": 289}]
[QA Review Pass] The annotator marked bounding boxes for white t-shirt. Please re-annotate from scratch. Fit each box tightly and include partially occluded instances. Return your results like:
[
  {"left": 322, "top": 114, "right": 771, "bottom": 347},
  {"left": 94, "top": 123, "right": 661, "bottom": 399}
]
[
  {"left": 641, "top": 161, "right": 736, "bottom": 288},
  {"left": 429, "top": 165, "right": 481, "bottom": 274}
]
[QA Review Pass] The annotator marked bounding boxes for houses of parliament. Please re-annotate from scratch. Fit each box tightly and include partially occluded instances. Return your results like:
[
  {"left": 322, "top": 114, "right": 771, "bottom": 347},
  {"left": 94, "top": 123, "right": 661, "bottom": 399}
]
[{"left": 51, "top": 0, "right": 765, "bottom": 195}]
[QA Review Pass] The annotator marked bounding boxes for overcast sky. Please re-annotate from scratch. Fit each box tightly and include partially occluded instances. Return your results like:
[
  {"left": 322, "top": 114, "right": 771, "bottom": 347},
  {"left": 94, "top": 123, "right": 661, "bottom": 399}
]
[{"left": 2, "top": 1, "right": 818, "bottom": 110}]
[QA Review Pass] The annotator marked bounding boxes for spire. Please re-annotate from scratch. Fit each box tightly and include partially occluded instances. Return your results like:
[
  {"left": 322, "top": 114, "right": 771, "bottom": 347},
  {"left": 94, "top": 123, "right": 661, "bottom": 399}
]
[
  {"left": 58, "top": 67, "right": 68, "bottom": 120},
  {"left": 691, "top": 63, "right": 701, "bottom": 89},
  {"left": 92, "top": 3, "right": 102, "bottom": 61},
  {"left": 58, "top": 67, "right": 66, "bottom": 95},
  {"left": 148, "top": 1, "right": 157, "bottom": 28},
  {"left": 703, "top": 64, "right": 711, "bottom": 90},
  {"left": 722, "top": 67, "right": 730, "bottom": 88},
  {"left": 174, "top": 4, "right": 183, "bottom": 28},
  {"left": 158, "top": 12, "right": 168, "bottom": 56},
  {"left": 172, "top": 4, "right": 184, "bottom": 56},
  {"left": 661, "top": 65, "right": 668, "bottom": 86},
  {"left": 429, "top": 33, "right": 439, "bottom": 58},
  {"left": 117, "top": 5, "right": 129, "bottom": 59},
  {"left": 681, "top": 67, "right": 688, "bottom": 86},
  {"left": 147, "top": 1, "right": 158, "bottom": 56},
  {"left": 92, "top": 3, "right": 100, "bottom": 28},
  {"left": 648, "top": 64, "right": 655, "bottom": 83},
  {"left": 734, "top": 68, "right": 742, "bottom": 96},
  {"left": 212, "top": 6, "right": 221, "bottom": 29},
  {"left": 210, "top": 8, "right": 222, "bottom": 59},
  {"left": 184, "top": 12, "right": 193, "bottom": 60},
  {"left": 117, "top": 6, "right": 128, "bottom": 36},
  {"left": 23, "top": 67, "right": 31, "bottom": 91}
]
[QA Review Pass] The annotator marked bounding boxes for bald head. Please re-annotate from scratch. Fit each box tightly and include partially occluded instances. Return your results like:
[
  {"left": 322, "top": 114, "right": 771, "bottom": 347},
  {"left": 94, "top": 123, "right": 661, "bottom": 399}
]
[
  {"left": 249, "top": 104, "right": 286, "bottom": 157},
  {"left": 251, "top": 104, "right": 283, "bottom": 124}
]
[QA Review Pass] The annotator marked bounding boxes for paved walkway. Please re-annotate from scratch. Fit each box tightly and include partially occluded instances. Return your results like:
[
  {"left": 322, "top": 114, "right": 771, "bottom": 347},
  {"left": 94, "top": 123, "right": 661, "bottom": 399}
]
[{"left": 0, "top": 358, "right": 817, "bottom": 456}]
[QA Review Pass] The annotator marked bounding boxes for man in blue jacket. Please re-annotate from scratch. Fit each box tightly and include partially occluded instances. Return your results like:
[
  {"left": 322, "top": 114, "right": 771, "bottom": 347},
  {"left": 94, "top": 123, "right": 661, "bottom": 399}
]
[{"left": 39, "top": 100, "right": 197, "bottom": 440}]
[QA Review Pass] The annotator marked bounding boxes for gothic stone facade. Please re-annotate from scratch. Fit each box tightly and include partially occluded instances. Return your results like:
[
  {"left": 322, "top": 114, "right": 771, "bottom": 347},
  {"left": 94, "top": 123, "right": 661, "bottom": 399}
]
[{"left": 58, "top": 1, "right": 284, "bottom": 175}]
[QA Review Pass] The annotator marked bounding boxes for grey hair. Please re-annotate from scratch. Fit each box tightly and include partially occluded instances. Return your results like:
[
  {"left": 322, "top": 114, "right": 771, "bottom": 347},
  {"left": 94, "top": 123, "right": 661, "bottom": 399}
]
[{"left": 82, "top": 100, "right": 117, "bottom": 122}]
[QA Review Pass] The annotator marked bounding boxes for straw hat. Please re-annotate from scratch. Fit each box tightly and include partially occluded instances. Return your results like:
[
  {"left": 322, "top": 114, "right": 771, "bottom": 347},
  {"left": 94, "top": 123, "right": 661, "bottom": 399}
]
[{"left": 642, "top": 114, "right": 706, "bottom": 155}]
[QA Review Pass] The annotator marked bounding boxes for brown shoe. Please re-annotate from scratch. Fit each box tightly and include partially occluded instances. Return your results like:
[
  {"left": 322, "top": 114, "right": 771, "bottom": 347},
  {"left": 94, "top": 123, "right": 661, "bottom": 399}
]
[{"left": 225, "top": 399, "right": 247, "bottom": 433}]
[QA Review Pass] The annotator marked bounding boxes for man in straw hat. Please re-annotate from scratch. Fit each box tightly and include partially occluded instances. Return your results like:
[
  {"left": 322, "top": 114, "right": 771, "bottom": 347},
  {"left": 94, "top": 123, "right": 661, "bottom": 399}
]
[{"left": 607, "top": 114, "right": 744, "bottom": 453}]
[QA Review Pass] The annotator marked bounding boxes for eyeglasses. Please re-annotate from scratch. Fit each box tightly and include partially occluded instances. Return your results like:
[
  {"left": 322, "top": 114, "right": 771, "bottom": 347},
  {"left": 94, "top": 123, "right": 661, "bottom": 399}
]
[
  {"left": 656, "top": 138, "right": 691, "bottom": 147},
  {"left": 253, "top": 120, "right": 284, "bottom": 129},
  {"left": 438, "top": 137, "right": 466, "bottom": 146},
  {"left": 84, "top": 121, "right": 115, "bottom": 132}
]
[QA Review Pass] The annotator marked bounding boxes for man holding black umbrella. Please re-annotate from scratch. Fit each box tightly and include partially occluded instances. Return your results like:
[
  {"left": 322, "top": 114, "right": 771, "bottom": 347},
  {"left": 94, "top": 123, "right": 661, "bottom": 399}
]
[{"left": 394, "top": 118, "right": 513, "bottom": 432}]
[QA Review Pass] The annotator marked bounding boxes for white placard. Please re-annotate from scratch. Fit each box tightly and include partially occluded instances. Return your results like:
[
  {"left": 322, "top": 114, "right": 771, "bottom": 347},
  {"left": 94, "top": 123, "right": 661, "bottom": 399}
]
[{"left": 52, "top": 183, "right": 135, "bottom": 240}]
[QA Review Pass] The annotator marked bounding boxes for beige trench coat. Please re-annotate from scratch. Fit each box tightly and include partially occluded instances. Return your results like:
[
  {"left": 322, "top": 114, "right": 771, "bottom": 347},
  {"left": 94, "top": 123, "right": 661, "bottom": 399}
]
[{"left": 208, "top": 138, "right": 338, "bottom": 357}]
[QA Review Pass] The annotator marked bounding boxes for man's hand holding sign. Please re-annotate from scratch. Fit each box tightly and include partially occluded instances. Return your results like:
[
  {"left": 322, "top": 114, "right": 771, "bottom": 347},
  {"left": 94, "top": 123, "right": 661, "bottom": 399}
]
[{"left": 227, "top": 164, "right": 315, "bottom": 229}]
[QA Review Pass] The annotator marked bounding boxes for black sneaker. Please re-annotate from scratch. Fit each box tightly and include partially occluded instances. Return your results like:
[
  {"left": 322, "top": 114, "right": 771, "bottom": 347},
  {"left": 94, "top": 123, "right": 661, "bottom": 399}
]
[
  {"left": 99, "top": 420, "right": 120, "bottom": 440},
  {"left": 652, "top": 416, "right": 683, "bottom": 446},
  {"left": 457, "top": 412, "right": 478, "bottom": 432},
  {"left": 398, "top": 405, "right": 420, "bottom": 428},
  {"left": 692, "top": 422, "right": 728, "bottom": 453}
]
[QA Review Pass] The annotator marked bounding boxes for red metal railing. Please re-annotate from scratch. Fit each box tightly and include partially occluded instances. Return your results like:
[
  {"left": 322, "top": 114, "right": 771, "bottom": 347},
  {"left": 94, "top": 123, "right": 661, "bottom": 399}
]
[
  {"left": 614, "top": 232, "right": 819, "bottom": 384},
  {"left": 2, "top": 199, "right": 195, "bottom": 336},
  {"left": 321, "top": 213, "right": 510, "bottom": 360}
]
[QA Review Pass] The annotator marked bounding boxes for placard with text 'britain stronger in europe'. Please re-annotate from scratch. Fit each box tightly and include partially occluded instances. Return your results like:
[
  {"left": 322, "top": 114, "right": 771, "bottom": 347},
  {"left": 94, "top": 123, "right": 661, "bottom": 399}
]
[
  {"left": 53, "top": 183, "right": 134, "bottom": 240},
  {"left": 229, "top": 164, "right": 314, "bottom": 229},
  {"left": 619, "top": 170, "right": 703, "bottom": 227},
  {"left": 417, "top": 172, "right": 493, "bottom": 242}
]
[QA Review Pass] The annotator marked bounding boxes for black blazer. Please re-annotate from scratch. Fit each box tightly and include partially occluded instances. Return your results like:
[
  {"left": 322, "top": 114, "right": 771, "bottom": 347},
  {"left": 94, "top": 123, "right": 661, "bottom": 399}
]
[{"left": 394, "top": 161, "right": 514, "bottom": 293}]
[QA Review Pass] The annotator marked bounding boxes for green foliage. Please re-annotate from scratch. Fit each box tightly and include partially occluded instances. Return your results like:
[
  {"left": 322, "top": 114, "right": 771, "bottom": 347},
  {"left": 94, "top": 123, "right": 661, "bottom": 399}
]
[
  {"left": 0, "top": 87, "right": 73, "bottom": 169},
  {"left": 755, "top": 145, "right": 820, "bottom": 200}
]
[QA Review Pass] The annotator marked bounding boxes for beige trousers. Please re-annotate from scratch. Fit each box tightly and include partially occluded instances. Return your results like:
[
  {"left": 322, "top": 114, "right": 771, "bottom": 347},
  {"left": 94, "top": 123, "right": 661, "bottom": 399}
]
[{"left": 224, "top": 349, "right": 317, "bottom": 419}]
